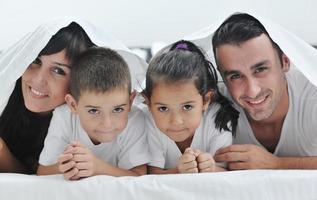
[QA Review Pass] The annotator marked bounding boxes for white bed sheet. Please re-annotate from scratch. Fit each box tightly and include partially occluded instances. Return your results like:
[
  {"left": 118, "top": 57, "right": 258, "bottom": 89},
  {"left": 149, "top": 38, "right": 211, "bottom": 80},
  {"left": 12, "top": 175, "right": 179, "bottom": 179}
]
[{"left": 1, "top": 170, "right": 316, "bottom": 200}]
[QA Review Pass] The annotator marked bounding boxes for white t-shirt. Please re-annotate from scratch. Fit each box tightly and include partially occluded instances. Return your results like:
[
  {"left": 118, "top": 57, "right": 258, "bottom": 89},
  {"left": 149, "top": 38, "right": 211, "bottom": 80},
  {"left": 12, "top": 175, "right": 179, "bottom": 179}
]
[
  {"left": 39, "top": 105, "right": 150, "bottom": 169},
  {"left": 232, "top": 69, "right": 317, "bottom": 156},
  {"left": 145, "top": 104, "right": 233, "bottom": 169}
]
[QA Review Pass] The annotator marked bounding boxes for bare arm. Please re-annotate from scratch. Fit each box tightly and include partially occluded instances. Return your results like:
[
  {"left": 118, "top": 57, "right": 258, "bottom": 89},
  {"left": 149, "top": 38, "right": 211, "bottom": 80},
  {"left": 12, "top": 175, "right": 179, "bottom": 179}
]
[
  {"left": 0, "top": 138, "right": 27, "bottom": 173},
  {"left": 37, "top": 163, "right": 60, "bottom": 175},
  {"left": 148, "top": 166, "right": 178, "bottom": 174},
  {"left": 215, "top": 144, "right": 317, "bottom": 170}
]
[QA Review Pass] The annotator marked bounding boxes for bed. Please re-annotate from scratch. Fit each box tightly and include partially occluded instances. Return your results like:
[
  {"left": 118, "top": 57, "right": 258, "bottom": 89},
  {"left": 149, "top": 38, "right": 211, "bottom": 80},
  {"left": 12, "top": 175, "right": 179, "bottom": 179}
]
[{"left": 1, "top": 170, "right": 317, "bottom": 200}]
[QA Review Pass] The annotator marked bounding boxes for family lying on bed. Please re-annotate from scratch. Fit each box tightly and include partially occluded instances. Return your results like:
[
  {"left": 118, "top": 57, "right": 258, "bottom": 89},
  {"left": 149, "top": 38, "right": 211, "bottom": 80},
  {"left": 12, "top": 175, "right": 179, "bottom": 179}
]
[{"left": 1, "top": 13, "right": 317, "bottom": 180}]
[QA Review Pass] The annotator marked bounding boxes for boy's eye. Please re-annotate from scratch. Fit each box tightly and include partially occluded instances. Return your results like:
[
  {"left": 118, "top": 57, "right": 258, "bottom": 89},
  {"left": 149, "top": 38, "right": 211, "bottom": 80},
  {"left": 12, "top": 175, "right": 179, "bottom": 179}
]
[
  {"left": 158, "top": 106, "right": 169, "bottom": 112},
  {"left": 113, "top": 107, "right": 124, "bottom": 113},
  {"left": 88, "top": 108, "right": 100, "bottom": 115},
  {"left": 52, "top": 67, "right": 66, "bottom": 75},
  {"left": 183, "top": 104, "right": 193, "bottom": 111}
]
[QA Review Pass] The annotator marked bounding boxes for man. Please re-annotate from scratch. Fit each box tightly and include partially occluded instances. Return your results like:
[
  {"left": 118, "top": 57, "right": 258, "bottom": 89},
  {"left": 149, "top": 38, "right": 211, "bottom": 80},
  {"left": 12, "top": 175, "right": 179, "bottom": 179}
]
[{"left": 213, "top": 13, "right": 317, "bottom": 170}]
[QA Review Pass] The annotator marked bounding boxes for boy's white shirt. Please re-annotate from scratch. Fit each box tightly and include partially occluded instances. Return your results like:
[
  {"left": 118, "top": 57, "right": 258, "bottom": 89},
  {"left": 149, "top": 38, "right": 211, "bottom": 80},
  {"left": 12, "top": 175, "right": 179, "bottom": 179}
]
[
  {"left": 145, "top": 103, "right": 232, "bottom": 169},
  {"left": 39, "top": 105, "right": 150, "bottom": 169},
  {"left": 0, "top": 17, "right": 147, "bottom": 115}
]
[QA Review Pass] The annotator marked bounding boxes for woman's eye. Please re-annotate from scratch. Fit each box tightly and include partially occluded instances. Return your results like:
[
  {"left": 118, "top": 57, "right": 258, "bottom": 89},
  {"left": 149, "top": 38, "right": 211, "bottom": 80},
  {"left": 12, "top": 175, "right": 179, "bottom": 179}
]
[
  {"left": 113, "top": 107, "right": 124, "bottom": 113},
  {"left": 158, "top": 106, "right": 169, "bottom": 112},
  {"left": 32, "top": 58, "right": 41, "bottom": 65},
  {"left": 183, "top": 104, "right": 193, "bottom": 111},
  {"left": 52, "top": 67, "right": 66, "bottom": 75},
  {"left": 88, "top": 109, "right": 100, "bottom": 115}
]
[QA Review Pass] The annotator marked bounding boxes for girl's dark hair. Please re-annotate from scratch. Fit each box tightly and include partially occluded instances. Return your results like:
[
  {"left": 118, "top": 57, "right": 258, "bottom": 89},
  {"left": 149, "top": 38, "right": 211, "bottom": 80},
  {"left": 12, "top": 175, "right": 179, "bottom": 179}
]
[
  {"left": 144, "top": 40, "right": 239, "bottom": 135},
  {"left": 0, "top": 22, "right": 94, "bottom": 173}
]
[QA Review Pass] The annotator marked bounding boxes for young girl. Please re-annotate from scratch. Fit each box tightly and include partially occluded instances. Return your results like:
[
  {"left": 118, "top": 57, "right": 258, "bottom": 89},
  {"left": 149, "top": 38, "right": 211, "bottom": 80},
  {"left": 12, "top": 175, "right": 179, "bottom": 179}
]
[{"left": 143, "top": 40, "right": 239, "bottom": 174}]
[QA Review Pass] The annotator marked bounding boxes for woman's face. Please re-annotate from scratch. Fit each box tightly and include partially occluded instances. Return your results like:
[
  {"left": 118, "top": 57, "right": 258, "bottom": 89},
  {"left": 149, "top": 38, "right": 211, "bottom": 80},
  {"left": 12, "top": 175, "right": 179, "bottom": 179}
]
[{"left": 21, "top": 50, "right": 71, "bottom": 113}]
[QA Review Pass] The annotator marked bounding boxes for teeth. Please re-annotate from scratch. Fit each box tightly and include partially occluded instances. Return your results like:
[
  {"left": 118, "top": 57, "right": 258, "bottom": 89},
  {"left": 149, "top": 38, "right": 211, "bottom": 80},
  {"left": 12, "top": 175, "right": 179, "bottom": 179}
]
[
  {"left": 31, "top": 88, "right": 46, "bottom": 97},
  {"left": 248, "top": 97, "right": 266, "bottom": 104}
]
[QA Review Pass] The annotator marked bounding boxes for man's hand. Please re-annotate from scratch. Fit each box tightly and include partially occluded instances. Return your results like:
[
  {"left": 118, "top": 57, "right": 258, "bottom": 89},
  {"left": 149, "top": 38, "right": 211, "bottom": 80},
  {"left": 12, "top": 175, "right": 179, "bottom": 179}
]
[{"left": 215, "top": 144, "right": 279, "bottom": 170}]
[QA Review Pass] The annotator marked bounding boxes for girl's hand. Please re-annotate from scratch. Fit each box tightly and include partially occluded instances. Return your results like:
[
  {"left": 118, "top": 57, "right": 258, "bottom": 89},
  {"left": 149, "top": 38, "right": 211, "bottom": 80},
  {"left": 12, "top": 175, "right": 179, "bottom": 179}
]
[
  {"left": 177, "top": 148, "right": 198, "bottom": 173},
  {"left": 195, "top": 150, "right": 216, "bottom": 172}
]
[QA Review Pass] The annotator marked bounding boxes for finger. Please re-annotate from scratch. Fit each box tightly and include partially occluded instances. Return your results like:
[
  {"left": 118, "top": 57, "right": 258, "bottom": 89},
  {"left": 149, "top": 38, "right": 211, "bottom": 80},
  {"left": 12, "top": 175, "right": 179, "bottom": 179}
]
[
  {"left": 196, "top": 153, "right": 213, "bottom": 163},
  {"left": 58, "top": 153, "right": 73, "bottom": 164},
  {"left": 182, "top": 160, "right": 198, "bottom": 169},
  {"left": 193, "top": 149, "right": 202, "bottom": 157},
  {"left": 68, "top": 146, "right": 87, "bottom": 155},
  {"left": 64, "top": 167, "right": 79, "bottom": 180},
  {"left": 199, "top": 166, "right": 216, "bottom": 173},
  {"left": 198, "top": 160, "right": 215, "bottom": 171},
  {"left": 180, "top": 154, "right": 196, "bottom": 163},
  {"left": 184, "top": 167, "right": 199, "bottom": 173},
  {"left": 214, "top": 152, "right": 248, "bottom": 163},
  {"left": 184, "top": 148, "right": 195, "bottom": 155},
  {"left": 228, "top": 161, "right": 250, "bottom": 170},
  {"left": 76, "top": 162, "right": 91, "bottom": 170},
  {"left": 76, "top": 169, "right": 91, "bottom": 178},
  {"left": 59, "top": 160, "right": 76, "bottom": 173},
  {"left": 72, "top": 154, "right": 88, "bottom": 162},
  {"left": 215, "top": 144, "right": 250, "bottom": 155}
]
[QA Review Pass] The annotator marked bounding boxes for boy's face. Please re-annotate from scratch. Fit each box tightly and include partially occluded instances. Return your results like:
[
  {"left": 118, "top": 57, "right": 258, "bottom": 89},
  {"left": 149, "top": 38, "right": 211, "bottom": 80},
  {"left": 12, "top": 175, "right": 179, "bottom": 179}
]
[{"left": 66, "top": 87, "right": 134, "bottom": 144}]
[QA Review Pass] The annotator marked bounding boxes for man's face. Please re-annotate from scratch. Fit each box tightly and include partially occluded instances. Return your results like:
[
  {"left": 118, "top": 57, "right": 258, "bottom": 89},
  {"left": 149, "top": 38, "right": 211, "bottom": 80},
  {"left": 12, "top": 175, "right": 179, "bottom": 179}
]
[{"left": 215, "top": 34, "right": 290, "bottom": 122}]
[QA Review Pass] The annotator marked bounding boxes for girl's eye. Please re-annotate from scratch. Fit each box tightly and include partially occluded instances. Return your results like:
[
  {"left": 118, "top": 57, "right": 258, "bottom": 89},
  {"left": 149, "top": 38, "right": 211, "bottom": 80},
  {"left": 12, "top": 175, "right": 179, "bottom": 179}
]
[
  {"left": 158, "top": 106, "right": 169, "bottom": 112},
  {"left": 183, "top": 104, "right": 193, "bottom": 111},
  {"left": 52, "top": 67, "right": 66, "bottom": 76},
  {"left": 88, "top": 109, "right": 100, "bottom": 115},
  {"left": 113, "top": 107, "right": 124, "bottom": 113}
]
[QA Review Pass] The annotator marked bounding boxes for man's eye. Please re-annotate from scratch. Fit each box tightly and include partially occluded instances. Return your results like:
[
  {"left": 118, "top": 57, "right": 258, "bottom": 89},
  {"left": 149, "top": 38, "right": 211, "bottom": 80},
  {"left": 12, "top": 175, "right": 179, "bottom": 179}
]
[
  {"left": 183, "top": 105, "right": 193, "bottom": 111},
  {"left": 254, "top": 66, "right": 267, "bottom": 74},
  {"left": 113, "top": 107, "right": 124, "bottom": 113},
  {"left": 230, "top": 74, "right": 241, "bottom": 80},
  {"left": 52, "top": 67, "right": 66, "bottom": 75},
  {"left": 158, "top": 106, "right": 169, "bottom": 112},
  {"left": 88, "top": 109, "right": 100, "bottom": 115}
]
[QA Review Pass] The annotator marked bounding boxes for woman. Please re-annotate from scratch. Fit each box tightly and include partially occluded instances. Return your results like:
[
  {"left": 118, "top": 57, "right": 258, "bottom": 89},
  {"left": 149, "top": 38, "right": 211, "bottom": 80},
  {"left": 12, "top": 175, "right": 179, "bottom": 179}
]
[{"left": 0, "top": 18, "right": 147, "bottom": 174}]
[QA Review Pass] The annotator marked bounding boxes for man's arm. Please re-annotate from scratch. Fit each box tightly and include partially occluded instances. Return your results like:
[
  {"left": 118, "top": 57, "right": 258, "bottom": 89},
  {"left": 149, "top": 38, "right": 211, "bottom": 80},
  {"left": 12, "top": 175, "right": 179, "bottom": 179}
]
[{"left": 215, "top": 144, "right": 317, "bottom": 170}]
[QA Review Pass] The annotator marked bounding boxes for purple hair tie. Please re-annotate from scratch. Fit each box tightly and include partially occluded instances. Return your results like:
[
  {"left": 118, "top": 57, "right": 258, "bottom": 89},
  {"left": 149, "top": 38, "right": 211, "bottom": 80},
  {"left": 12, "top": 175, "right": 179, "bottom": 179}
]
[{"left": 175, "top": 43, "right": 188, "bottom": 50}]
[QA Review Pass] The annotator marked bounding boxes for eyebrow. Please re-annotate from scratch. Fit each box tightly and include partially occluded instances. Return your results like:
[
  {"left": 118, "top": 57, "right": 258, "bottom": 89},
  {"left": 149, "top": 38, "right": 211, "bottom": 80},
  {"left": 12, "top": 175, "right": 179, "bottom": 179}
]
[
  {"left": 85, "top": 104, "right": 127, "bottom": 108},
  {"left": 53, "top": 61, "right": 71, "bottom": 68},
  {"left": 223, "top": 60, "right": 270, "bottom": 77},
  {"left": 154, "top": 101, "right": 196, "bottom": 106}
]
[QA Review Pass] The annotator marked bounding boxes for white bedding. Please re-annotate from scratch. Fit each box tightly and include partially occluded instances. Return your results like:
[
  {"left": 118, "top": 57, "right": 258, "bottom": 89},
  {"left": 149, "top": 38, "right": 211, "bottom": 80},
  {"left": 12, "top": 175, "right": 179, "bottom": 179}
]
[{"left": 1, "top": 170, "right": 317, "bottom": 200}]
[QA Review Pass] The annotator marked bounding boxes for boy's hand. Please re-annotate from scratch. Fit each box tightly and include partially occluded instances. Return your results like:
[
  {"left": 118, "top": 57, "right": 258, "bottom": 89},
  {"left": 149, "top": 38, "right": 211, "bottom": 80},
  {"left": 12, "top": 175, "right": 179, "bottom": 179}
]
[
  {"left": 68, "top": 142, "right": 102, "bottom": 178},
  {"left": 58, "top": 145, "right": 80, "bottom": 180},
  {"left": 194, "top": 150, "right": 216, "bottom": 172},
  {"left": 177, "top": 148, "right": 198, "bottom": 173}
]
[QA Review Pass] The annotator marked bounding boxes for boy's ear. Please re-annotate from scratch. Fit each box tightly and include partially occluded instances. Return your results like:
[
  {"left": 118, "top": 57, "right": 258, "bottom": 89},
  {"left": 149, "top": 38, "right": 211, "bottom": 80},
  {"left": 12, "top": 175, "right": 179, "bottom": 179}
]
[
  {"left": 202, "top": 90, "right": 214, "bottom": 111},
  {"left": 282, "top": 53, "right": 290, "bottom": 73},
  {"left": 65, "top": 94, "right": 78, "bottom": 113}
]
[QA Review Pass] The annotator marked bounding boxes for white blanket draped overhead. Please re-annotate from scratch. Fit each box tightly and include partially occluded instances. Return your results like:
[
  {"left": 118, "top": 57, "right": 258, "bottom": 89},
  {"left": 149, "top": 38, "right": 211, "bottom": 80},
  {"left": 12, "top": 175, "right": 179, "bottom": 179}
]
[
  {"left": 0, "top": 17, "right": 147, "bottom": 115},
  {"left": 156, "top": 12, "right": 317, "bottom": 88}
]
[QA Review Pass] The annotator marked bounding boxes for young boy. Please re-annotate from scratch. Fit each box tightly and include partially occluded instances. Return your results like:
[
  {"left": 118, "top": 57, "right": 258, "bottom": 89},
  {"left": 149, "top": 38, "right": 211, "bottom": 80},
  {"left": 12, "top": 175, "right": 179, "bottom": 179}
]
[{"left": 37, "top": 47, "right": 149, "bottom": 180}]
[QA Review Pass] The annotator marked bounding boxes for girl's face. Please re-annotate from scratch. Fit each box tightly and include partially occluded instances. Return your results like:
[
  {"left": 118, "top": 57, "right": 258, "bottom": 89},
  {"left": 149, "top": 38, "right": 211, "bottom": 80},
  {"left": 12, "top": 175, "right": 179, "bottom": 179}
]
[
  {"left": 21, "top": 50, "right": 71, "bottom": 113},
  {"left": 147, "top": 81, "right": 211, "bottom": 143}
]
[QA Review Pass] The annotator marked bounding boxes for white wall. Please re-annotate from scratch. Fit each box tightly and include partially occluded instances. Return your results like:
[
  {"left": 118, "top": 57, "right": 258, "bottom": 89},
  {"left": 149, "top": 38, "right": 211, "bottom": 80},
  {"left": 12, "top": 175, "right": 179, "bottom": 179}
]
[{"left": 0, "top": 0, "right": 316, "bottom": 51}]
